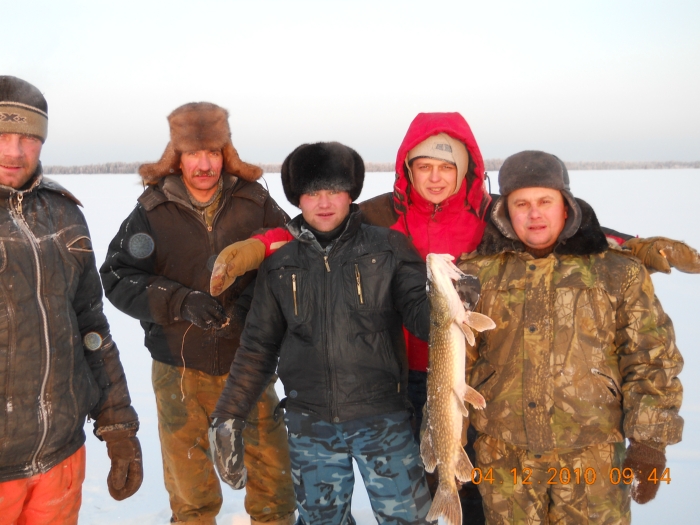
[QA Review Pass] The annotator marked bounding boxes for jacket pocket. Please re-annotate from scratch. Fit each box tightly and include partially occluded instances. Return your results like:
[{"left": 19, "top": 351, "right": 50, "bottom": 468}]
[
  {"left": 343, "top": 252, "right": 393, "bottom": 310},
  {"left": 271, "top": 267, "right": 310, "bottom": 324},
  {"left": 591, "top": 368, "right": 622, "bottom": 401}
]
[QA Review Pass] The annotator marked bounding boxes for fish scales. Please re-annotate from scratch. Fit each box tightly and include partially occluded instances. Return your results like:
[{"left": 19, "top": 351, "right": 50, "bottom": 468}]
[{"left": 422, "top": 254, "right": 494, "bottom": 525}]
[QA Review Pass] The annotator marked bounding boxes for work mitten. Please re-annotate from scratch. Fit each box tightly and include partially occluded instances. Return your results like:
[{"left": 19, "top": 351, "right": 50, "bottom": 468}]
[
  {"left": 623, "top": 236, "right": 700, "bottom": 274},
  {"left": 209, "top": 417, "right": 247, "bottom": 490},
  {"left": 622, "top": 439, "right": 666, "bottom": 504},
  {"left": 210, "top": 238, "right": 266, "bottom": 296},
  {"left": 102, "top": 429, "right": 143, "bottom": 501},
  {"left": 180, "top": 291, "right": 227, "bottom": 329}
]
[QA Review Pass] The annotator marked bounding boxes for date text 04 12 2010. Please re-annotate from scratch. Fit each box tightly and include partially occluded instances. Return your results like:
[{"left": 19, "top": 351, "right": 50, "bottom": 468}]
[{"left": 468, "top": 467, "right": 671, "bottom": 486}]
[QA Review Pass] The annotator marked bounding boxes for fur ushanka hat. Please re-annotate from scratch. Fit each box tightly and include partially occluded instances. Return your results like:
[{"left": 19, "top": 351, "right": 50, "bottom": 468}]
[
  {"left": 139, "top": 102, "right": 262, "bottom": 185},
  {"left": 281, "top": 142, "right": 364, "bottom": 207},
  {"left": 491, "top": 150, "right": 582, "bottom": 243},
  {"left": 0, "top": 76, "right": 48, "bottom": 142}
]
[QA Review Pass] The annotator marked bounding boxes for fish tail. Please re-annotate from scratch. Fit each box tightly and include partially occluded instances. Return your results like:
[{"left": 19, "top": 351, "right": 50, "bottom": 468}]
[{"left": 427, "top": 482, "right": 461, "bottom": 525}]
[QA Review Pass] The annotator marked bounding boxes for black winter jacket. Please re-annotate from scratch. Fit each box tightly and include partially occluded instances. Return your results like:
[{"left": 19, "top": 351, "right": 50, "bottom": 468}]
[
  {"left": 0, "top": 170, "right": 138, "bottom": 483},
  {"left": 212, "top": 207, "right": 430, "bottom": 423},
  {"left": 100, "top": 174, "right": 289, "bottom": 376}
]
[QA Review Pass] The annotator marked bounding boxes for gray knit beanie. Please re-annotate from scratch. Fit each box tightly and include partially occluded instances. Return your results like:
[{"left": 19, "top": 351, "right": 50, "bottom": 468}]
[
  {"left": 491, "top": 150, "right": 582, "bottom": 243},
  {"left": 0, "top": 76, "right": 48, "bottom": 142}
]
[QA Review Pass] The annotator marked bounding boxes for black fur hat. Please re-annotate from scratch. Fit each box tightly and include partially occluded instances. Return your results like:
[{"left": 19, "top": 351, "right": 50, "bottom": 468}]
[
  {"left": 281, "top": 142, "right": 364, "bottom": 207},
  {"left": 492, "top": 150, "right": 582, "bottom": 243}
]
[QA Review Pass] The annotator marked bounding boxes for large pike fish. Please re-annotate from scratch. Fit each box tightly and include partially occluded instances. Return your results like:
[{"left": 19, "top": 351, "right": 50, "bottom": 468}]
[{"left": 422, "top": 254, "right": 496, "bottom": 525}]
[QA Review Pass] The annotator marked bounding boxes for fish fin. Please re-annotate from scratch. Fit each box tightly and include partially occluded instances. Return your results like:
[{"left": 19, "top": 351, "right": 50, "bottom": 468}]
[
  {"left": 455, "top": 445, "right": 474, "bottom": 483},
  {"left": 459, "top": 322, "right": 476, "bottom": 346},
  {"left": 427, "top": 481, "right": 462, "bottom": 525},
  {"left": 464, "top": 386, "right": 486, "bottom": 410},
  {"left": 452, "top": 389, "right": 470, "bottom": 417},
  {"left": 420, "top": 431, "right": 437, "bottom": 473},
  {"left": 464, "top": 311, "right": 496, "bottom": 332}
]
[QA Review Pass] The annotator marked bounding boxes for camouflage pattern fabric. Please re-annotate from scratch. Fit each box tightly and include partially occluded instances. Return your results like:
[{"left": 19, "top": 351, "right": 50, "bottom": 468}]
[
  {"left": 152, "top": 361, "right": 295, "bottom": 524},
  {"left": 474, "top": 434, "right": 630, "bottom": 525},
  {"left": 284, "top": 410, "right": 434, "bottom": 524},
  {"left": 458, "top": 249, "right": 683, "bottom": 453}
]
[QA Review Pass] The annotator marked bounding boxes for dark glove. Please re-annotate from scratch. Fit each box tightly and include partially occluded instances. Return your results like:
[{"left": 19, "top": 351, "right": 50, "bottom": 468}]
[
  {"left": 102, "top": 429, "right": 143, "bottom": 501},
  {"left": 622, "top": 439, "right": 666, "bottom": 504},
  {"left": 623, "top": 237, "right": 700, "bottom": 274},
  {"left": 208, "top": 417, "right": 247, "bottom": 490},
  {"left": 180, "top": 291, "right": 228, "bottom": 329},
  {"left": 455, "top": 274, "right": 481, "bottom": 311}
]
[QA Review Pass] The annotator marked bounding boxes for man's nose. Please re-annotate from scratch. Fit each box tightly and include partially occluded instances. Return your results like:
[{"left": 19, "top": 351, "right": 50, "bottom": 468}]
[
  {"left": 428, "top": 167, "right": 441, "bottom": 181},
  {"left": 197, "top": 153, "right": 212, "bottom": 171},
  {"left": 2, "top": 135, "right": 23, "bottom": 157}
]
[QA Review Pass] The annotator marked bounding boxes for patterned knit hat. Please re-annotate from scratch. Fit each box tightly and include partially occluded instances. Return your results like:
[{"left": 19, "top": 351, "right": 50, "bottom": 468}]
[{"left": 0, "top": 76, "right": 48, "bottom": 142}]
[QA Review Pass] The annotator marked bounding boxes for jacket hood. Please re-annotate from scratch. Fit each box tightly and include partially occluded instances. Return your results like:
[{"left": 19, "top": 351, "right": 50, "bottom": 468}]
[
  {"left": 476, "top": 197, "right": 609, "bottom": 257},
  {"left": 393, "top": 112, "right": 491, "bottom": 219}
]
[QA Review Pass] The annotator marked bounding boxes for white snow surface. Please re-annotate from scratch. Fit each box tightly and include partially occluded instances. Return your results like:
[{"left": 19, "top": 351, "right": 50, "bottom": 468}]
[{"left": 46, "top": 170, "right": 699, "bottom": 524}]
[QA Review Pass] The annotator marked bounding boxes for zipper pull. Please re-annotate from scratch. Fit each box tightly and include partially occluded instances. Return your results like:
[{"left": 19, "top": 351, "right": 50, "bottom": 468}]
[
  {"left": 354, "top": 264, "right": 364, "bottom": 304},
  {"left": 15, "top": 193, "right": 23, "bottom": 215},
  {"left": 292, "top": 274, "right": 298, "bottom": 316},
  {"left": 431, "top": 203, "right": 441, "bottom": 219},
  {"left": 324, "top": 255, "right": 331, "bottom": 272}
]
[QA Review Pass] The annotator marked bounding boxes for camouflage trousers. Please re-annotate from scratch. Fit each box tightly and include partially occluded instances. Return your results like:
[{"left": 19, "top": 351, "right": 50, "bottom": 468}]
[
  {"left": 152, "top": 361, "right": 296, "bottom": 524},
  {"left": 474, "top": 434, "right": 631, "bottom": 525},
  {"left": 284, "top": 410, "right": 433, "bottom": 525}
]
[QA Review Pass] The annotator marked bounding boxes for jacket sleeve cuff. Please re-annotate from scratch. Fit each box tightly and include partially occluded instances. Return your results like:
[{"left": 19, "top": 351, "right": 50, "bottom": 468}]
[{"left": 252, "top": 228, "right": 294, "bottom": 257}]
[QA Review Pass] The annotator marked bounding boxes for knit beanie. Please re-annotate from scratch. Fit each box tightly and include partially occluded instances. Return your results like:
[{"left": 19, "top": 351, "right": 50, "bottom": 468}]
[
  {"left": 139, "top": 102, "right": 261, "bottom": 185},
  {"left": 281, "top": 142, "right": 364, "bottom": 207},
  {"left": 405, "top": 133, "right": 469, "bottom": 197},
  {"left": 491, "top": 150, "right": 582, "bottom": 243},
  {"left": 0, "top": 76, "right": 48, "bottom": 142}
]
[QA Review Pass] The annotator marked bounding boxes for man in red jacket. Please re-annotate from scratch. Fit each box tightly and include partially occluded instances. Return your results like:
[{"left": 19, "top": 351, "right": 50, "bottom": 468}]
[{"left": 209, "top": 112, "right": 700, "bottom": 524}]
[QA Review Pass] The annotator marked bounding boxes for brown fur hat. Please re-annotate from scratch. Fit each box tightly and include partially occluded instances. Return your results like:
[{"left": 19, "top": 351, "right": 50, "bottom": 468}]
[{"left": 139, "top": 102, "right": 262, "bottom": 184}]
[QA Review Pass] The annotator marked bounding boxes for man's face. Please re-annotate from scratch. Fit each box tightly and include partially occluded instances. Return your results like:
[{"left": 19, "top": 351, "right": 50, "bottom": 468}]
[
  {"left": 298, "top": 189, "right": 352, "bottom": 232},
  {"left": 410, "top": 158, "right": 458, "bottom": 204},
  {"left": 179, "top": 149, "right": 223, "bottom": 199},
  {"left": 0, "top": 133, "right": 43, "bottom": 189},
  {"left": 507, "top": 187, "right": 568, "bottom": 250}
]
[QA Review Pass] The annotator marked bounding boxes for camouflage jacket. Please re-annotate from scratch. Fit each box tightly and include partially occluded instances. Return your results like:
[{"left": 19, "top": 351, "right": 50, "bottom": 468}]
[{"left": 458, "top": 198, "right": 683, "bottom": 453}]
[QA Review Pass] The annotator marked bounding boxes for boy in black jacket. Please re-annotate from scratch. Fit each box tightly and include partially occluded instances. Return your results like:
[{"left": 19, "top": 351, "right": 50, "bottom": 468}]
[{"left": 210, "top": 142, "right": 434, "bottom": 524}]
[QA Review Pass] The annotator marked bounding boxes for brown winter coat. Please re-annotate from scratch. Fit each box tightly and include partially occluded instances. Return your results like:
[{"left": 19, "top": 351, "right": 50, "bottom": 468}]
[{"left": 100, "top": 173, "right": 289, "bottom": 375}]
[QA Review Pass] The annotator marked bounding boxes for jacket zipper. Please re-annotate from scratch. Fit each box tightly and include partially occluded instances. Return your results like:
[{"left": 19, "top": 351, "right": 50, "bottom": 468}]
[
  {"left": 324, "top": 255, "right": 330, "bottom": 272},
  {"left": 292, "top": 274, "right": 298, "bottom": 316},
  {"left": 354, "top": 264, "right": 364, "bottom": 305},
  {"left": 12, "top": 192, "right": 52, "bottom": 474}
]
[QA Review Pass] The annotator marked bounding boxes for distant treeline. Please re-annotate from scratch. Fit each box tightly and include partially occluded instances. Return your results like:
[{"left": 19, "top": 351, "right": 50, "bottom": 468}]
[{"left": 42, "top": 159, "right": 700, "bottom": 175}]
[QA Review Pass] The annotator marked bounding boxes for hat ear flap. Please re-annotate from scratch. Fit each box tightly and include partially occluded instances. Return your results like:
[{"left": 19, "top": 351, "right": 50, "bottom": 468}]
[
  {"left": 350, "top": 148, "right": 365, "bottom": 202},
  {"left": 281, "top": 143, "right": 308, "bottom": 207},
  {"left": 139, "top": 142, "right": 180, "bottom": 185},
  {"left": 222, "top": 142, "right": 262, "bottom": 182}
]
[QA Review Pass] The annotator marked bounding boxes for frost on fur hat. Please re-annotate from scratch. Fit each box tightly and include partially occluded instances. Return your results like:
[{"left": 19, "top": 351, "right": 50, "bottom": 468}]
[
  {"left": 139, "top": 102, "right": 262, "bottom": 184},
  {"left": 281, "top": 142, "right": 364, "bottom": 207},
  {"left": 0, "top": 76, "right": 48, "bottom": 142},
  {"left": 406, "top": 132, "right": 469, "bottom": 196},
  {"left": 492, "top": 150, "right": 582, "bottom": 243}
]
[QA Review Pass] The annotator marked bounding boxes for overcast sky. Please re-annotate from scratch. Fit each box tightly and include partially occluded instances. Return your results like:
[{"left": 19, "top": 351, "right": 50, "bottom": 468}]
[{"left": 3, "top": 0, "right": 699, "bottom": 165}]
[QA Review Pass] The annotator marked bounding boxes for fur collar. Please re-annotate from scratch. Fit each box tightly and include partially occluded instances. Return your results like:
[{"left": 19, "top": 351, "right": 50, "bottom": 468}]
[{"left": 477, "top": 197, "right": 609, "bottom": 257}]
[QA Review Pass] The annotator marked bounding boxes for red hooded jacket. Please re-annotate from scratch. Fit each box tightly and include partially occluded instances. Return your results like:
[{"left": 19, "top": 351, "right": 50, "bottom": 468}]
[{"left": 254, "top": 113, "right": 492, "bottom": 372}]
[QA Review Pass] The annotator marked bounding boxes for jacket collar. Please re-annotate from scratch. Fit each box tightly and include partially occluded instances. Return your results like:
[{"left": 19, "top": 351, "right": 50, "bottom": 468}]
[
  {"left": 288, "top": 204, "right": 363, "bottom": 250},
  {"left": 476, "top": 197, "right": 609, "bottom": 257},
  {"left": 0, "top": 163, "right": 82, "bottom": 206}
]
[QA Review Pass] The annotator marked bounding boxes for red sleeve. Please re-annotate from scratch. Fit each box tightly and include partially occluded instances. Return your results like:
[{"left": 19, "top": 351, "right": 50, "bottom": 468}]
[{"left": 252, "top": 228, "right": 294, "bottom": 257}]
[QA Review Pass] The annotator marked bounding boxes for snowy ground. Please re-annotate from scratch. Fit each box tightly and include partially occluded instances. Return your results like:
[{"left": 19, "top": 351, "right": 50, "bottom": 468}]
[{"left": 49, "top": 170, "right": 700, "bottom": 524}]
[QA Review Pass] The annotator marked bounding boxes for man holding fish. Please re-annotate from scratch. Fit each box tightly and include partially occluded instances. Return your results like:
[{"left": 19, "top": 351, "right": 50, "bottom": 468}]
[{"left": 454, "top": 151, "right": 686, "bottom": 524}]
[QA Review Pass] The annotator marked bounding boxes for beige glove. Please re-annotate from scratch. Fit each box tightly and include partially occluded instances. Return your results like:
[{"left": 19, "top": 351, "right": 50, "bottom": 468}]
[
  {"left": 210, "top": 238, "right": 266, "bottom": 296},
  {"left": 623, "top": 236, "right": 700, "bottom": 274}
]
